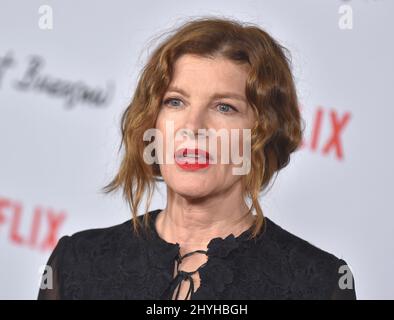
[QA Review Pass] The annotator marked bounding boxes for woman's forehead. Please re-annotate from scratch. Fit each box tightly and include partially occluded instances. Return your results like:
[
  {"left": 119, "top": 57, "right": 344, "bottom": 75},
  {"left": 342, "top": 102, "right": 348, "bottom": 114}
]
[{"left": 168, "top": 55, "right": 249, "bottom": 95}]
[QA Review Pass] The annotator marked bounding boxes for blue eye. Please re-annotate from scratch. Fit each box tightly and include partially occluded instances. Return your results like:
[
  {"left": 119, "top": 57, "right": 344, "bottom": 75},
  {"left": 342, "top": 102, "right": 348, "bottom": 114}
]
[
  {"left": 162, "top": 97, "right": 238, "bottom": 114},
  {"left": 163, "top": 98, "right": 183, "bottom": 108},
  {"left": 217, "top": 103, "right": 238, "bottom": 114}
]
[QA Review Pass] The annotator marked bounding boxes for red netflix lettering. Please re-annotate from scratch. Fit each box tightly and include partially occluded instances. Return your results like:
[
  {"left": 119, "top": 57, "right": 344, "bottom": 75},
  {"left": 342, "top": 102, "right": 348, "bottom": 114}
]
[
  {"left": 301, "top": 106, "right": 351, "bottom": 160},
  {"left": 0, "top": 196, "right": 67, "bottom": 251}
]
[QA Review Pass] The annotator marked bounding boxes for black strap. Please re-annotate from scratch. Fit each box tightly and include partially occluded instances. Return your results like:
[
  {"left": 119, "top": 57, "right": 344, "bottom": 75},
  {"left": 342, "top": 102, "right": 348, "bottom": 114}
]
[{"left": 163, "top": 249, "right": 208, "bottom": 300}]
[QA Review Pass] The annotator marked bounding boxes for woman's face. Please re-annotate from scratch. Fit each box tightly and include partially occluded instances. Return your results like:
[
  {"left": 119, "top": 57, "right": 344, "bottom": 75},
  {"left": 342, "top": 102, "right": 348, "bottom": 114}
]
[{"left": 155, "top": 54, "right": 256, "bottom": 200}]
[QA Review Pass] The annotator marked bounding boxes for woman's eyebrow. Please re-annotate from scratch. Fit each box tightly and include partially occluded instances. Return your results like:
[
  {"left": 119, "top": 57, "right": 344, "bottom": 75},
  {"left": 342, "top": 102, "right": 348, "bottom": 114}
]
[{"left": 166, "top": 86, "right": 247, "bottom": 103}]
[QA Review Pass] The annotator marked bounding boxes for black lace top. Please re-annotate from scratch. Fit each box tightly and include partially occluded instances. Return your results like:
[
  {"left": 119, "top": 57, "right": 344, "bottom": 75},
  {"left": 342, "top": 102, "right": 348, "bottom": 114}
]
[{"left": 37, "top": 209, "right": 356, "bottom": 300}]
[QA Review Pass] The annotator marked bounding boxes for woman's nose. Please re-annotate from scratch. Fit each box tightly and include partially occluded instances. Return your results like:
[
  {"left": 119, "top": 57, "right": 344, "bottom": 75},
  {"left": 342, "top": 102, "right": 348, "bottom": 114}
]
[{"left": 179, "top": 106, "right": 208, "bottom": 137}]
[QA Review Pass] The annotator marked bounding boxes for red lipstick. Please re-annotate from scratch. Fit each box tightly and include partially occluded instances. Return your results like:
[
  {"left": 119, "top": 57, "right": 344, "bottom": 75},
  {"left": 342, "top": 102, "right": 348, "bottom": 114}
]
[{"left": 174, "top": 148, "right": 211, "bottom": 170}]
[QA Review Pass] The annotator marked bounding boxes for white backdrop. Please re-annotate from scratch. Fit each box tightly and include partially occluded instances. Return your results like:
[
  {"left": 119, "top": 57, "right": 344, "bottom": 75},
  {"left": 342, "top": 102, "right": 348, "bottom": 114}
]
[{"left": 0, "top": 0, "right": 393, "bottom": 299}]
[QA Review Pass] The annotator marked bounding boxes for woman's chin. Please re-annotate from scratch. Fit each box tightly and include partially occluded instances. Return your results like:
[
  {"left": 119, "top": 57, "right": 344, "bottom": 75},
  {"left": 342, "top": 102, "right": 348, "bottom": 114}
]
[{"left": 173, "top": 187, "right": 212, "bottom": 201}]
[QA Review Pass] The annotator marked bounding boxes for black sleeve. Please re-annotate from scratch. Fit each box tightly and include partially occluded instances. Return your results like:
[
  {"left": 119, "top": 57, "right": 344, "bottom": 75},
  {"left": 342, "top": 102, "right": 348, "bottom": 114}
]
[
  {"left": 330, "top": 258, "right": 357, "bottom": 300},
  {"left": 37, "top": 235, "right": 70, "bottom": 300}
]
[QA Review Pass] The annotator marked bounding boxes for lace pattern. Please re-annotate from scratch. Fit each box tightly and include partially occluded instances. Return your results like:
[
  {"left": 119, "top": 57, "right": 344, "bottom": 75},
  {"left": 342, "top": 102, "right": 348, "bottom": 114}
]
[{"left": 37, "top": 209, "right": 356, "bottom": 300}]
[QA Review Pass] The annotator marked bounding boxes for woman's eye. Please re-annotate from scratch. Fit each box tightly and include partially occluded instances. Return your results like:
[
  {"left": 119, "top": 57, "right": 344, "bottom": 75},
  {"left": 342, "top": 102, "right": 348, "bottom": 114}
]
[
  {"left": 163, "top": 98, "right": 183, "bottom": 108},
  {"left": 162, "top": 98, "right": 238, "bottom": 114},
  {"left": 217, "top": 103, "right": 238, "bottom": 114}
]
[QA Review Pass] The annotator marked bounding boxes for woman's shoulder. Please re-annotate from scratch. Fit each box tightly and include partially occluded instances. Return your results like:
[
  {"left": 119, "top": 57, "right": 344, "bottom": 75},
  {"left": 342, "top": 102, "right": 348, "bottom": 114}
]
[
  {"left": 45, "top": 214, "right": 148, "bottom": 272},
  {"left": 64, "top": 219, "right": 134, "bottom": 244},
  {"left": 38, "top": 214, "right": 151, "bottom": 299},
  {"left": 56, "top": 215, "right": 146, "bottom": 257},
  {"left": 262, "top": 217, "right": 356, "bottom": 299},
  {"left": 263, "top": 217, "right": 342, "bottom": 262}
]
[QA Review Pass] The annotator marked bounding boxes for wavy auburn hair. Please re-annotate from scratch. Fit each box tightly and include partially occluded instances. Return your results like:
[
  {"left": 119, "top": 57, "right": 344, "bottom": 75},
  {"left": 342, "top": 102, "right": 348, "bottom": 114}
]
[{"left": 101, "top": 16, "right": 304, "bottom": 239}]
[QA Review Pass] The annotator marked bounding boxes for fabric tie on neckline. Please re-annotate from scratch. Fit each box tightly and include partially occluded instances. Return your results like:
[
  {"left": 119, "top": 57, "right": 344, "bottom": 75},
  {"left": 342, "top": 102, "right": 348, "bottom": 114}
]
[{"left": 161, "top": 249, "right": 208, "bottom": 300}]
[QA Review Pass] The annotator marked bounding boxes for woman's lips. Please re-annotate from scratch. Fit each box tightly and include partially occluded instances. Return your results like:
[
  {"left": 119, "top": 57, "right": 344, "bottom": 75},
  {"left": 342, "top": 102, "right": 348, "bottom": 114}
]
[{"left": 174, "top": 148, "right": 211, "bottom": 170}]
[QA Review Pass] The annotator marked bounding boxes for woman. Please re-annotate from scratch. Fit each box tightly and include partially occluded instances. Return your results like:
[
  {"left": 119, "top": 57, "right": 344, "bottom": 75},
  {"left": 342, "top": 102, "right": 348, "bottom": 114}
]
[{"left": 37, "top": 17, "right": 356, "bottom": 300}]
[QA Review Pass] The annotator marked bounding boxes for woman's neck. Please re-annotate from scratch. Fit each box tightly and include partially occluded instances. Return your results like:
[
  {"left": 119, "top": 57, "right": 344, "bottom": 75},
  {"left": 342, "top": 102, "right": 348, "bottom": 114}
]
[{"left": 155, "top": 191, "right": 255, "bottom": 254}]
